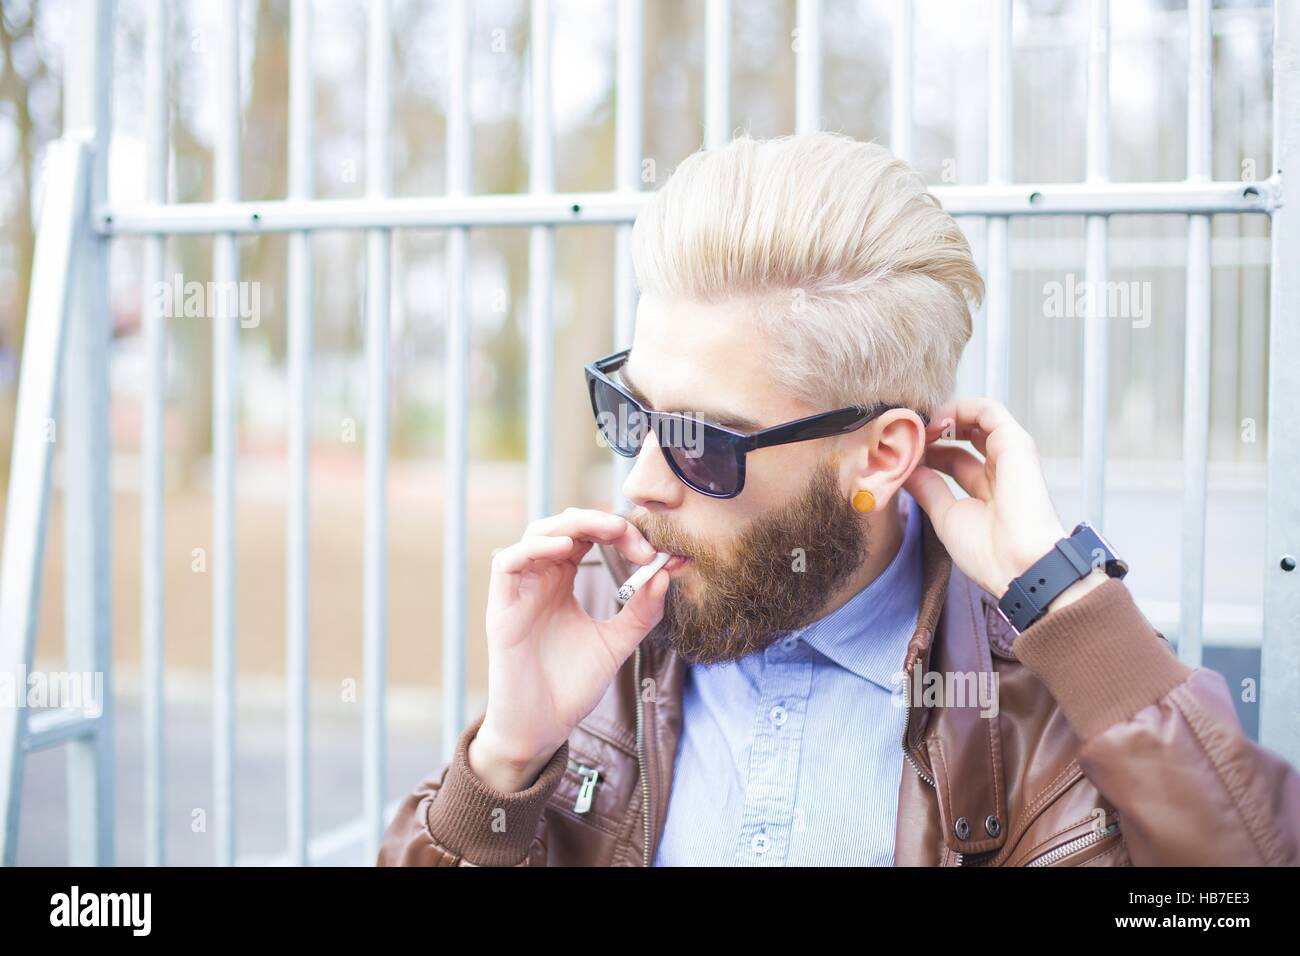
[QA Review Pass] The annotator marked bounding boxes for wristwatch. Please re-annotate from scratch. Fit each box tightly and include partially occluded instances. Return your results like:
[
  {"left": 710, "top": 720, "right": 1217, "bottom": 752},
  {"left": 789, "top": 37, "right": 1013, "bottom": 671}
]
[{"left": 997, "top": 521, "right": 1128, "bottom": 633}]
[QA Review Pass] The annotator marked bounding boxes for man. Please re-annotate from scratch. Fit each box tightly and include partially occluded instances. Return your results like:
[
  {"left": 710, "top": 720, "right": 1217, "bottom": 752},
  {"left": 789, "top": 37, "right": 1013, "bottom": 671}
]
[{"left": 379, "top": 132, "right": 1300, "bottom": 866}]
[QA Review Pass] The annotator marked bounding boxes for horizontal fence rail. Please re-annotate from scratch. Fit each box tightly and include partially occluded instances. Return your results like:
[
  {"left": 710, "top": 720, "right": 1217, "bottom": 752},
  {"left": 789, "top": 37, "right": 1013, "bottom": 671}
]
[{"left": 95, "top": 179, "right": 1280, "bottom": 236}]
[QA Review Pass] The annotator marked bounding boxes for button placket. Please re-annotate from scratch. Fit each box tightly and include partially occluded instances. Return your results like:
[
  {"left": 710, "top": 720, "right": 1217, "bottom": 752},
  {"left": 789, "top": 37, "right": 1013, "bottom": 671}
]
[{"left": 734, "top": 651, "right": 811, "bottom": 865}]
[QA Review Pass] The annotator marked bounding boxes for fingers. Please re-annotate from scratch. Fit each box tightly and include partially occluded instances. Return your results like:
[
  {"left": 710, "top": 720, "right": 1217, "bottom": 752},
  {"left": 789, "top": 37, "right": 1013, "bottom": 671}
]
[
  {"left": 903, "top": 464, "right": 959, "bottom": 532},
  {"left": 921, "top": 443, "right": 992, "bottom": 502},
  {"left": 923, "top": 397, "right": 1038, "bottom": 468},
  {"left": 492, "top": 534, "right": 577, "bottom": 575},
  {"left": 524, "top": 507, "right": 657, "bottom": 566},
  {"left": 923, "top": 398, "right": 1057, "bottom": 530},
  {"left": 927, "top": 397, "right": 1015, "bottom": 438},
  {"left": 490, "top": 508, "right": 659, "bottom": 608},
  {"left": 598, "top": 564, "right": 669, "bottom": 660}
]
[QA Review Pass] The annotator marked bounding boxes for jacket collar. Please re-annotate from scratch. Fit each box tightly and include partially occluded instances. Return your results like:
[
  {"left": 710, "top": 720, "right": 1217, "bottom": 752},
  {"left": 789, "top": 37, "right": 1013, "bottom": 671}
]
[{"left": 796, "top": 491, "right": 924, "bottom": 691}]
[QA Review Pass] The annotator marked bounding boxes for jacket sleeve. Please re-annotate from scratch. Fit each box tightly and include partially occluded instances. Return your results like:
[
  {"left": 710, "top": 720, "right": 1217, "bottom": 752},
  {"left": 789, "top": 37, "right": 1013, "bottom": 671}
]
[
  {"left": 376, "top": 712, "right": 569, "bottom": 866},
  {"left": 1012, "top": 578, "right": 1300, "bottom": 866}
]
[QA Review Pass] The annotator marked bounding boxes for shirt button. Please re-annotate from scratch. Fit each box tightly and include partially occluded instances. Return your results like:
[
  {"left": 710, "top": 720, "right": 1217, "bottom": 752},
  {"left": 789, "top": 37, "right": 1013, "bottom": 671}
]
[
  {"left": 751, "top": 831, "right": 770, "bottom": 854},
  {"left": 781, "top": 635, "right": 798, "bottom": 651},
  {"left": 769, "top": 705, "right": 788, "bottom": 726}
]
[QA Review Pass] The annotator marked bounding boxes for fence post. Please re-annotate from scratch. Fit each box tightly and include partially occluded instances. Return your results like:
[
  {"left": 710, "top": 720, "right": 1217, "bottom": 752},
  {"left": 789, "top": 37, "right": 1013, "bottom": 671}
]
[
  {"left": 1261, "top": 0, "right": 1300, "bottom": 769},
  {"left": 60, "top": 0, "right": 115, "bottom": 868}
]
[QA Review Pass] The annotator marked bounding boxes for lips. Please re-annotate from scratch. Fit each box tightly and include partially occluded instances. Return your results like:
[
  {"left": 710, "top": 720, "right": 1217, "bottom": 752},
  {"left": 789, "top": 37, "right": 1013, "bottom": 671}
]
[{"left": 662, "top": 554, "right": 690, "bottom": 572}]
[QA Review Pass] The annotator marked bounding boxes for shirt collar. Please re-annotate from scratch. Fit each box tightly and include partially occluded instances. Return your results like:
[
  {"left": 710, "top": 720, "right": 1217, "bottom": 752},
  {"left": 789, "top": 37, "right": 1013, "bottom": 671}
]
[{"left": 790, "top": 490, "right": 924, "bottom": 691}]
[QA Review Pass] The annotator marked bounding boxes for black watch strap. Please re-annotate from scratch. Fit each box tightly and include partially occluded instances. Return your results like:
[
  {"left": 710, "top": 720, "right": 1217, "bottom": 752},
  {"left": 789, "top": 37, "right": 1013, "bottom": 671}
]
[{"left": 998, "top": 523, "right": 1127, "bottom": 633}]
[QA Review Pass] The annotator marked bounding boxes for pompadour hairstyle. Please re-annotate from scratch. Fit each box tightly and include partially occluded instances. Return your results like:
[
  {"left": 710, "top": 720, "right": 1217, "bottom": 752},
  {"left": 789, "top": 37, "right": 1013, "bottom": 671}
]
[{"left": 631, "top": 131, "right": 984, "bottom": 417}]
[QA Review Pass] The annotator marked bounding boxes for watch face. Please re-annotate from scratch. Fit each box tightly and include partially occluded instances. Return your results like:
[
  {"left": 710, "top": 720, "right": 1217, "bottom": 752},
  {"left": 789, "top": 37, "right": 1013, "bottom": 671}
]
[{"left": 1073, "top": 521, "right": 1128, "bottom": 578}]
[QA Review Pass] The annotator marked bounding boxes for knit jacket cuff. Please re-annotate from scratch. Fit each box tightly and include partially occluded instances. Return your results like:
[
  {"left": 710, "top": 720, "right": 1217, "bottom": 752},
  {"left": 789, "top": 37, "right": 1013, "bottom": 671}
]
[
  {"left": 425, "top": 713, "right": 569, "bottom": 866},
  {"left": 1012, "top": 577, "right": 1195, "bottom": 741}
]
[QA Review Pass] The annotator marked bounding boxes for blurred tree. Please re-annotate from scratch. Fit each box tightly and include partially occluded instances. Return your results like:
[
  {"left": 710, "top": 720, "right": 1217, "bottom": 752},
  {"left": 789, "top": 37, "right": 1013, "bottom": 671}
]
[{"left": 0, "top": 1, "right": 58, "bottom": 483}]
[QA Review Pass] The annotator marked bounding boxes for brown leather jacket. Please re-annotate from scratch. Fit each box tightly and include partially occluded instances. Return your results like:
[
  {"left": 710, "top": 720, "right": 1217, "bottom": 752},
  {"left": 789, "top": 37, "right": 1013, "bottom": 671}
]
[{"left": 378, "top": 513, "right": 1300, "bottom": 866}]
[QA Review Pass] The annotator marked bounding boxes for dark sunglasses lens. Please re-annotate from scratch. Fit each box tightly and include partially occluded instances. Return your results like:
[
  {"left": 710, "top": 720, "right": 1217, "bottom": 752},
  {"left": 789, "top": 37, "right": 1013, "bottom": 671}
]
[
  {"left": 590, "top": 376, "right": 645, "bottom": 455},
  {"left": 660, "top": 418, "right": 741, "bottom": 496}
]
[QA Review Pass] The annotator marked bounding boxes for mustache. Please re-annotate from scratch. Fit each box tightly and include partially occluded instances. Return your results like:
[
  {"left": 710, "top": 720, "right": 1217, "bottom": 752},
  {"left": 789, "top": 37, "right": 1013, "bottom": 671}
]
[{"left": 626, "top": 511, "right": 697, "bottom": 561}]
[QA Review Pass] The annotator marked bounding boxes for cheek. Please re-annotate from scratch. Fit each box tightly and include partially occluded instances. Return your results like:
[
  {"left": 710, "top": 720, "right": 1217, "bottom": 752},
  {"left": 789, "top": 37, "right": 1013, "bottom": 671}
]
[
  {"left": 740, "top": 444, "right": 829, "bottom": 506},
  {"left": 680, "top": 447, "right": 831, "bottom": 556}
]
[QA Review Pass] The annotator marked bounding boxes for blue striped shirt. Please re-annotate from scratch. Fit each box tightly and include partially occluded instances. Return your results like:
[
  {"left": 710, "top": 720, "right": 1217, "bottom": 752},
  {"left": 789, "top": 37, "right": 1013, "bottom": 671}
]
[{"left": 652, "top": 490, "right": 923, "bottom": 866}]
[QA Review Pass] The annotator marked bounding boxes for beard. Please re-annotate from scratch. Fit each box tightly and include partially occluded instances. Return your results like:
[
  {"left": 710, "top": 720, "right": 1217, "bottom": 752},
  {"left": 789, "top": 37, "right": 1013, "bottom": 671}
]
[{"left": 626, "top": 454, "right": 869, "bottom": 666}]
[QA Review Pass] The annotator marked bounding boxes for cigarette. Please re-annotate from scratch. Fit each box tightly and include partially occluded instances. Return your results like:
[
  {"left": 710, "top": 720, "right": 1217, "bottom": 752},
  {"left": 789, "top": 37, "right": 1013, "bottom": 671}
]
[{"left": 618, "top": 551, "right": 672, "bottom": 602}]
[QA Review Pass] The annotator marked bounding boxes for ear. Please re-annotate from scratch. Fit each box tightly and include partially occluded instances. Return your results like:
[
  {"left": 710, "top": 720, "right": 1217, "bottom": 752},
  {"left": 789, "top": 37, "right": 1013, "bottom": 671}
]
[{"left": 841, "top": 410, "right": 927, "bottom": 512}]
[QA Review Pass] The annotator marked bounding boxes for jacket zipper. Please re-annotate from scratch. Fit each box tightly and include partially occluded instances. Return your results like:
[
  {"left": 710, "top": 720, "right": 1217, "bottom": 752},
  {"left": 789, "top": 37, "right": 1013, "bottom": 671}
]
[
  {"left": 1025, "top": 822, "right": 1120, "bottom": 867},
  {"left": 899, "top": 658, "right": 935, "bottom": 787},
  {"left": 634, "top": 645, "right": 651, "bottom": 866},
  {"left": 567, "top": 758, "right": 600, "bottom": 814}
]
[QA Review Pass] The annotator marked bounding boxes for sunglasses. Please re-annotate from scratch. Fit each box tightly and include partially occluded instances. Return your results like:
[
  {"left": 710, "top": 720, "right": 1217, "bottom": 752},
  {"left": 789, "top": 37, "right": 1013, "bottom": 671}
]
[{"left": 584, "top": 348, "right": 926, "bottom": 499}]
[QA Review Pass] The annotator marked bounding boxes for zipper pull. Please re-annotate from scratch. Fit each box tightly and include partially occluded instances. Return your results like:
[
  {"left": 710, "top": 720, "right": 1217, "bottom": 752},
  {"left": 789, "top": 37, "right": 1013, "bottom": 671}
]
[{"left": 573, "top": 766, "right": 600, "bottom": 814}]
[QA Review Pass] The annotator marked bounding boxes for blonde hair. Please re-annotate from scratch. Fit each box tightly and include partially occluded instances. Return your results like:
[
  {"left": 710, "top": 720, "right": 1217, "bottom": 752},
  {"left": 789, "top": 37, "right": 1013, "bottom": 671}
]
[{"left": 631, "top": 131, "right": 983, "bottom": 417}]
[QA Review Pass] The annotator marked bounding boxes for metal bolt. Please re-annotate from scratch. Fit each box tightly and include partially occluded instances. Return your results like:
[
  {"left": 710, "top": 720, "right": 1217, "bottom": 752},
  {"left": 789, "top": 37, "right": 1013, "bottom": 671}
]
[
  {"left": 984, "top": 814, "right": 1001, "bottom": 837},
  {"left": 954, "top": 816, "right": 971, "bottom": 840},
  {"left": 1282, "top": 555, "right": 1296, "bottom": 572}
]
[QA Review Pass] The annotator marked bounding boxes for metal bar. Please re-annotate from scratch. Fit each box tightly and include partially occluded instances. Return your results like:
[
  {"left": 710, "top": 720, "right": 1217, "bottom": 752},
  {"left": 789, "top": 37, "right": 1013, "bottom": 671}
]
[
  {"left": 62, "top": 0, "right": 114, "bottom": 869},
  {"left": 612, "top": 0, "right": 643, "bottom": 511},
  {"left": 97, "top": 179, "right": 1278, "bottom": 236},
  {"left": 527, "top": 0, "right": 555, "bottom": 520},
  {"left": 0, "top": 139, "right": 90, "bottom": 867},
  {"left": 286, "top": 0, "right": 314, "bottom": 867},
  {"left": 936, "top": 180, "right": 1273, "bottom": 215},
  {"left": 890, "top": 0, "right": 913, "bottom": 161},
  {"left": 24, "top": 711, "right": 98, "bottom": 754},
  {"left": 211, "top": 0, "right": 241, "bottom": 868},
  {"left": 1261, "top": 0, "right": 1299, "bottom": 769},
  {"left": 705, "top": 0, "right": 730, "bottom": 148},
  {"left": 441, "top": 0, "right": 471, "bottom": 768},
  {"left": 795, "top": 0, "right": 821, "bottom": 135},
  {"left": 142, "top": 0, "right": 168, "bottom": 868},
  {"left": 1179, "top": 0, "right": 1212, "bottom": 668},
  {"left": 1081, "top": 0, "right": 1110, "bottom": 526},
  {"left": 984, "top": 0, "right": 1012, "bottom": 402},
  {"left": 363, "top": 0, "right": 392, "bottom": 865}
]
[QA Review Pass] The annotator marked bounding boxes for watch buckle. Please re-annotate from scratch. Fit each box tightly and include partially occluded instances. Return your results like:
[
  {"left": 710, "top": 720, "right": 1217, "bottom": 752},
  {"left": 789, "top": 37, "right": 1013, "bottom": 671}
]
[{"left": 994, "top": 601, "right": 1019, "bottom": 635}]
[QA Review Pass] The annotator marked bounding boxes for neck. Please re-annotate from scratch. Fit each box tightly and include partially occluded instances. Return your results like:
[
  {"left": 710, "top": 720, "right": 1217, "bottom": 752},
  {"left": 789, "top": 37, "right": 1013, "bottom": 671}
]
[{"left": 813, "top": 498, "right": 905, "bottom": 621}]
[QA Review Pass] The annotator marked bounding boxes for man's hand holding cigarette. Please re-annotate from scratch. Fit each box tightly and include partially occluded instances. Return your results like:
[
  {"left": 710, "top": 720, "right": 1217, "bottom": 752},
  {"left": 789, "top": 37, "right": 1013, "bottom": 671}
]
[{"left": 470, "top": 508, "right": 670, "bottom": 794}]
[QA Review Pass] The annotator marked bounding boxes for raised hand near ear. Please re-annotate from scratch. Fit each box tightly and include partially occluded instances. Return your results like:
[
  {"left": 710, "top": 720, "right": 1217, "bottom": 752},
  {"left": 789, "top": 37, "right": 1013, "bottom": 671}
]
[{"left": 904, "top": 398, "right": 1071, "bottom": 601}]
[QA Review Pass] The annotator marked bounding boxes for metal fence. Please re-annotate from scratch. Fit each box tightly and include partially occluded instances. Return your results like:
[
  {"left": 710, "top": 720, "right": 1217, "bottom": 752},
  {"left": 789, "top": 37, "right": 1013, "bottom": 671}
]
[{"left": 0, "top": 0, "right": 1296, "bottom": 867}]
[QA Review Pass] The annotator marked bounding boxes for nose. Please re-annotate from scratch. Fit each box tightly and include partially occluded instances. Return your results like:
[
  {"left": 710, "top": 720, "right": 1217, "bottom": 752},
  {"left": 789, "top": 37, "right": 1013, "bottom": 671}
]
[{"left": 622, "top": 426, "right": 686, "bottom": 510}]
